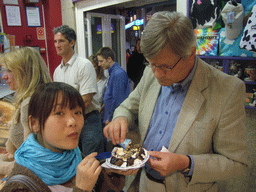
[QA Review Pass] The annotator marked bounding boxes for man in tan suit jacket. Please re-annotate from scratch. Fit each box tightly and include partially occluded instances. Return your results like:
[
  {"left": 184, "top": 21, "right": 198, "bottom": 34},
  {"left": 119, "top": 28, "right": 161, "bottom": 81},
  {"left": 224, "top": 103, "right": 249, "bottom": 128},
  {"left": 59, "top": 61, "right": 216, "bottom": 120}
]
[{"left": 104, "top": 11, "right": 248, "bottom": 192}]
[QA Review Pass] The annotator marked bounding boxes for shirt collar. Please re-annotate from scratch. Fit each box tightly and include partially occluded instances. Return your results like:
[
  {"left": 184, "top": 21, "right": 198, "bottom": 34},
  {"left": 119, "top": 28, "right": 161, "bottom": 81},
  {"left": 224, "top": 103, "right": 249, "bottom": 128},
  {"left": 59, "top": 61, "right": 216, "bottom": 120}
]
[
  {"left": 60, "top": 53, "right": 78, "bottom": 68},
  {"left": 108, "top": 62, "right": 118, "bottom": 75}
]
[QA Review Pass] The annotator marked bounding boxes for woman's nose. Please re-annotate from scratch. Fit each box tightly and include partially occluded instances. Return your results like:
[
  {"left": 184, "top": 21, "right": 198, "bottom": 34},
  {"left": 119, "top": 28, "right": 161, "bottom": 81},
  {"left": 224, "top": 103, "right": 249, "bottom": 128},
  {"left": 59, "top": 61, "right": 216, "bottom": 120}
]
[
  {"left": 67, "top": 115, "right": 76, "bottom": 127},
  {"left": 2, "top": 72, "right": 7, "bottom": 80}
]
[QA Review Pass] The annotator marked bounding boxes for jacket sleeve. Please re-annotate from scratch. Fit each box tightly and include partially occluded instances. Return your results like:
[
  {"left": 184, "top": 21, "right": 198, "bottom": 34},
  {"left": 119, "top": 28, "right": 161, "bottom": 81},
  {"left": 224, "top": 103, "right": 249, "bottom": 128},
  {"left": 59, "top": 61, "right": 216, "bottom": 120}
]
[{"left": 113, "top": 67, "right": 156, "bottom": 127}]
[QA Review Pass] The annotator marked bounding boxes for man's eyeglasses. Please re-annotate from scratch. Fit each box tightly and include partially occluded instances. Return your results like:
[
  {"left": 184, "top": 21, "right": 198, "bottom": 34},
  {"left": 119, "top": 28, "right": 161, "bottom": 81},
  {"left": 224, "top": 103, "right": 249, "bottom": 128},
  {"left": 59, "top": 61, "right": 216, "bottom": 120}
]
[{"left": 147, "top": 57, "right": 183, "bottom": 71}]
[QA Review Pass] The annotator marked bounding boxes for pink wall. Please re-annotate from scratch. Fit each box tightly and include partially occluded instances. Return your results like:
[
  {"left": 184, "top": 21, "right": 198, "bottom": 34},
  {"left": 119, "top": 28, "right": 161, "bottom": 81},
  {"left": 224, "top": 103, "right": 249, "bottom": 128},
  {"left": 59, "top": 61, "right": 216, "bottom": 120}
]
[
  {"left": 0, "top": 0, "right": 62, "bottom": 77},
  {"left": 41, "top": 0, "right": 62, "bottom": 77}
]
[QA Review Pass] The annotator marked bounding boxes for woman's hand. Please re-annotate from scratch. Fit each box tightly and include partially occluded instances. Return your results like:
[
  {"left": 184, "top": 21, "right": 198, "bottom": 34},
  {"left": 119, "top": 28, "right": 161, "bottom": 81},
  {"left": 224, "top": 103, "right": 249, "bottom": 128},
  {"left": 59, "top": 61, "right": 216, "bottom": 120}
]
[{"left": 76, "top": 152, "right": 102, "bottom": 191}]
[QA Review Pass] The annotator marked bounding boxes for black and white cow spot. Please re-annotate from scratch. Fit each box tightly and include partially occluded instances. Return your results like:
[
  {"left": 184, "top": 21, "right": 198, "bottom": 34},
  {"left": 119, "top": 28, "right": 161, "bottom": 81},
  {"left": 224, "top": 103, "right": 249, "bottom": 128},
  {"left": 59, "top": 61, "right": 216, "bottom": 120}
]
[{"left": 240, "top": 5, "right": 256, "bottom": 53}]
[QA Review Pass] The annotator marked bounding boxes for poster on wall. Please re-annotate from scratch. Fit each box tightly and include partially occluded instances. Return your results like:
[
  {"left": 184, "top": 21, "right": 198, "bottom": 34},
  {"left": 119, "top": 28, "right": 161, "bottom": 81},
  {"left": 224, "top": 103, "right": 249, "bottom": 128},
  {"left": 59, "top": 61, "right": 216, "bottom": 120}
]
[
  {"left": 25, "top": 6, "right": 41, "bottom": 27},
  {"left": 3, "top": 0, "right": 18, "bottom": 5},
  {"left": 36, "top": 27, "right": 45, "bottom": 40},
  {"left": 0, "top": 9, "right": 3, "bottom": 32},
  {"left": 0, "top": 9, "right": 3, "bottom": 53},
  {"left": 5, "top": 5, "right": 21, "bottom": 26}
]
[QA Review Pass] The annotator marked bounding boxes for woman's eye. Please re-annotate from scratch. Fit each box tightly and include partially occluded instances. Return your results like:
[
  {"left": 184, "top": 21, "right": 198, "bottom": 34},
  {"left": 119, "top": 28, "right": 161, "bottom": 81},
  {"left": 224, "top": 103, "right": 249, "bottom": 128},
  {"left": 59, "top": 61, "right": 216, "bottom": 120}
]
[
  {"left": 75, "top": 111, "right": 82, "bottom": 115},
  {"left": 56, "top": 112, "right": 62, "bottom": 115}
]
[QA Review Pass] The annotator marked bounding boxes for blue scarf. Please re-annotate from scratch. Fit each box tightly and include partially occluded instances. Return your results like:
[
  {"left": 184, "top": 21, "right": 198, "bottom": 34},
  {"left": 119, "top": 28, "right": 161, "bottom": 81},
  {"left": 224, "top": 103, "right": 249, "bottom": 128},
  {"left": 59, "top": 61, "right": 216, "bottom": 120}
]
[{"left": 15, "top": 134, "right": 82, "bottom": 186}]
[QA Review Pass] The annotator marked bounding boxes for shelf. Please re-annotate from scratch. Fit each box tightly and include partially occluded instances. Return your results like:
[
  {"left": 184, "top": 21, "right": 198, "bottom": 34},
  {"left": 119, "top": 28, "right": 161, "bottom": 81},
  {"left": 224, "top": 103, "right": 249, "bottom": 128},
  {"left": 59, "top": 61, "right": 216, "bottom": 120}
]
[
  {"left": 245, "top": 106, "right": 256, "bottom": 110},
  {"left": 0, "top": 84, "right": 15, "bottom": 99},
  {"left": 198, "top": 55, "right": 256, "bottom": 61},
  {"left": 244, "top": 81, "right": 256, "bottom": 85},
  {"left": 198, "top": 55, "right": 256, "bottom": 110}
]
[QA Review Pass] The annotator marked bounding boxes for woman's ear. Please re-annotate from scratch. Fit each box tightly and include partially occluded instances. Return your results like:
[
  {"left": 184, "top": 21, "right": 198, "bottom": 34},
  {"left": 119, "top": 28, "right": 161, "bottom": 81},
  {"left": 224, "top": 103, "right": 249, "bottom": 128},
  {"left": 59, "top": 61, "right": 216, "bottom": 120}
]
[{"left": 29, "top": 115, "right": 40, "bottom": 133}]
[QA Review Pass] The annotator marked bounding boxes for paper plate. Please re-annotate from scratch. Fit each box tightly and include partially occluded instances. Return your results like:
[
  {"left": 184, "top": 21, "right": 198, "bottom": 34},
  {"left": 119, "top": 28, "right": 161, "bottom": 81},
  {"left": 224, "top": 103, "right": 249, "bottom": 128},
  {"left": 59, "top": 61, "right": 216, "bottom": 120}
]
[{"left": 105, "top": 148, "right": 149, "bottom": 170}]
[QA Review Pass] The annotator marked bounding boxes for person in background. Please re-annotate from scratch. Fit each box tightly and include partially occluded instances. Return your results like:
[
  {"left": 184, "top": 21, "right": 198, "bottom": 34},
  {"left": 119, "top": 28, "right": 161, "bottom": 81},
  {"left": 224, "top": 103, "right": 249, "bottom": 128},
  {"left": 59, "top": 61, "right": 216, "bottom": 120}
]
[
  {"left": 126, "top": 49, "right": 131, "bottom": 64},
  {"left": 0, "top": 47, "right": 52, "bottom": 176},
  {"left": 96, "top": 47, "right": 130, "bottom": 126},
  {"left": 53, "top": 25, "right": 104, "bottom": 156},
  {"left": 1, "top": 82, "right": 101, "bottom": 192},
  {"left": 104, "top": 11, "right": 248, "bottom": 192},
  {"left": 89, "top": 55, "right": 108, "bottom": 114},
  {"left": 127, "top": 38, "right": 146, "bottom": 89}
]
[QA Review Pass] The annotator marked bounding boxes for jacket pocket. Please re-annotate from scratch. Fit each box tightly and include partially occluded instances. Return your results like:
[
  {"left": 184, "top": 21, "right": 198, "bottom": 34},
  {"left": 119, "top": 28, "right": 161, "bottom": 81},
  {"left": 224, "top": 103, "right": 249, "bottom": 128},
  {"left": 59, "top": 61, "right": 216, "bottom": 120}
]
[{"left": 185, "top": 118, "right": 216, "bottom": 154}]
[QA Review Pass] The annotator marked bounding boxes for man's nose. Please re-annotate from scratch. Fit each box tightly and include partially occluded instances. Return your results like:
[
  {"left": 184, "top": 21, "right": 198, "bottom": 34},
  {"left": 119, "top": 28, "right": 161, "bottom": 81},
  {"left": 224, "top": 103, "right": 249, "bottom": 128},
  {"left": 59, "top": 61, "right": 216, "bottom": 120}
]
[
  {"left": 153, "top": 67, "right": 165, "bottom": 79},
  {"left": 55, "top": 42, "right": 60, "bottom": 47}
]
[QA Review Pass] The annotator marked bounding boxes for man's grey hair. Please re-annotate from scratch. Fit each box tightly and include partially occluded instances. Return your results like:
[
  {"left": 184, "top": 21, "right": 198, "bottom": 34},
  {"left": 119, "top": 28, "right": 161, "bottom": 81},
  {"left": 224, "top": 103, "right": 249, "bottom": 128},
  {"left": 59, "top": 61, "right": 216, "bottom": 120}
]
[
  {"left": 141, "top": 11, "right": 197, "bottom": 59},
  {"left": 53, "top": 25, "right": 76, "bottom": 43}
]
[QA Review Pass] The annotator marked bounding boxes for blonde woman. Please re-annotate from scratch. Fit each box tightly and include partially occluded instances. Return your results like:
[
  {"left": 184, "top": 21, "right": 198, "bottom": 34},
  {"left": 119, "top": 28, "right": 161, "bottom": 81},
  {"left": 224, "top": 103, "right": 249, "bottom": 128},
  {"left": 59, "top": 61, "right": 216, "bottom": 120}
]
[{"left": 0, "top": 47, "right": 52, "bottom": 175}]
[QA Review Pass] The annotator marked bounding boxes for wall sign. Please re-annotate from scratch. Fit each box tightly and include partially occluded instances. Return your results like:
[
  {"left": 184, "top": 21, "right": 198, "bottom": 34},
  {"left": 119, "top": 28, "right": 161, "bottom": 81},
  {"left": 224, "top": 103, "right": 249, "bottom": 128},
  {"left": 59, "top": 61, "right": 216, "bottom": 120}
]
[
  {"left": 25, "top": 0, "right": 39, "bottom": 3},
  {"left": 72, "top": 0, "right": 83, "bottom": 3},
  {"left": 3, "top": 0, "right": 19, "bottom": 5},
  {"left": 25, "top": 6, "right": 41, "bottom": 27},
  {"left": 5, "top": 5, "right": 21, "bottom": 26},
  {"left": 36, "top": 27, "right": 45, "bottom": 40}
]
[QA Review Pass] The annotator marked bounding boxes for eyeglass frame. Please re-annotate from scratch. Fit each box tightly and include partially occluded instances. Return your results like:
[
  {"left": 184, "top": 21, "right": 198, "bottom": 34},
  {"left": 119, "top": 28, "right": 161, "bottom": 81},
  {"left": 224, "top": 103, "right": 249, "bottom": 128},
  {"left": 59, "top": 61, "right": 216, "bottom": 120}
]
[{"left": 146, "top": 57, "right": 183, "bottom": 71}]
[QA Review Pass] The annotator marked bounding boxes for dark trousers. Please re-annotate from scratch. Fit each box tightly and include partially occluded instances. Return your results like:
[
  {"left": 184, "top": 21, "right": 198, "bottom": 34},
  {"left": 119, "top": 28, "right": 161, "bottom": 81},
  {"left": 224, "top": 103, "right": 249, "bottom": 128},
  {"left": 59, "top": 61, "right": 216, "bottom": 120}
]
[{"left": 79, "top": 110, "right": 104, "bottom": 156}]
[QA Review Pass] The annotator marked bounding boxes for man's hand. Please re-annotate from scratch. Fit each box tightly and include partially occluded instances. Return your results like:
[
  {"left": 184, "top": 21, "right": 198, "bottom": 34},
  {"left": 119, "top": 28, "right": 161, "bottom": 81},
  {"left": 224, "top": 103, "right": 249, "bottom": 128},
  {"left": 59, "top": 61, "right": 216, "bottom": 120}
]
[
  {"left": 147, "top": 151, "right": 190, "bottom": 176},
  {"left": 105, "top": 120, "right": 110, "bottom": 126},
  {"left": 76, "top": 152, "right": 102, "bottom": 191},
  {"left": 103, "top": 116, "right": 128, "bottom": 145}
]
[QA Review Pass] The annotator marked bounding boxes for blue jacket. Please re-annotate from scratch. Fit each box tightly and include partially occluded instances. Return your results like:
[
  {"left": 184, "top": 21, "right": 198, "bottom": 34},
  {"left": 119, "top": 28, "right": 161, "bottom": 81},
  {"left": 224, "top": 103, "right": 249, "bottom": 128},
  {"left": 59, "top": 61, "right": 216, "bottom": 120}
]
[{"left": 103, "top": 62, "right": 130, "bottom": 123}]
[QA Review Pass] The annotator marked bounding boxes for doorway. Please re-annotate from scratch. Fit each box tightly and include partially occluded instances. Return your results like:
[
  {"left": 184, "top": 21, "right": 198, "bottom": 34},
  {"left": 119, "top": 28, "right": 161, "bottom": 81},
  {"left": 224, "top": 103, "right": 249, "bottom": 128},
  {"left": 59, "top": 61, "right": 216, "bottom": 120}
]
[{"left": 85, "top": 12, "right": 126, "bottom": 69}]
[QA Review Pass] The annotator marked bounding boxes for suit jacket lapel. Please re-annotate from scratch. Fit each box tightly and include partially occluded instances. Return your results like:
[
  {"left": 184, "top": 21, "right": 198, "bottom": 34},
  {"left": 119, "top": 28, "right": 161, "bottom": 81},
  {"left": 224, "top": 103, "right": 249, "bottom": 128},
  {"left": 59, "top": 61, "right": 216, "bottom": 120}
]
[
  {"left": 140, "top": 78, "right": 161, "bottom": 142},
  {"left": 169, "top": 58, "right": 209, "bottom": 152}
]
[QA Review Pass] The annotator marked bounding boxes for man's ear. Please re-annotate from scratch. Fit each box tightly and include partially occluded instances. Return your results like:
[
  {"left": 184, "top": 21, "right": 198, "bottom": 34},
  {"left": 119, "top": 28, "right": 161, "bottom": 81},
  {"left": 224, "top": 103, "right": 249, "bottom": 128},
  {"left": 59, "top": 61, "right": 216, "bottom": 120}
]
[
  {"left": 29, "top": 115, "right": 40, "bottom": 133},
  {"left": 70, "top": 39, "right": 75, "bottom": 49},
  {"left": 107, "top": 56, "right": 113, "bottom": 62},
  {"left": 190, "top": 46, "right": 197, "bottom": 58}
]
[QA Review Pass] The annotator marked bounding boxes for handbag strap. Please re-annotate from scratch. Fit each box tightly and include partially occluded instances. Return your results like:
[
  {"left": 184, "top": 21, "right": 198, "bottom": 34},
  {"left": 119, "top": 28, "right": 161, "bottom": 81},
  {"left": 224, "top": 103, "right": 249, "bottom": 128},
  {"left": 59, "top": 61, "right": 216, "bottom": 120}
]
[{"left": 6, "top": 174, "right": 42, "bottom": 192}]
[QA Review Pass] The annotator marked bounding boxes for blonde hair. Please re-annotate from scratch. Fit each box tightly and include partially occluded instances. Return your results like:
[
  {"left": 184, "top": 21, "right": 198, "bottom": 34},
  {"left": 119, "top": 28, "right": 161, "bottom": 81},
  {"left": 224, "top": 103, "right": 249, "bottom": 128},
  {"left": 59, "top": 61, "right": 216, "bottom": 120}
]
[
  {"left": 1, "top": 47, "right": 52, "bottom": 107},
  {"left": 141, "top": 11, "right": 197, "bottom": 59}
]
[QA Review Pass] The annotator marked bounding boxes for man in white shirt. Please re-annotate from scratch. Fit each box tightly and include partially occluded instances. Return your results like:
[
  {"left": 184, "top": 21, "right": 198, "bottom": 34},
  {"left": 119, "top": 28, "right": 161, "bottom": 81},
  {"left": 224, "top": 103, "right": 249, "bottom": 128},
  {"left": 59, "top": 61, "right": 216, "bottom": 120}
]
[{"left": 53, "top": 25, "right": 104, "bottom": 156}]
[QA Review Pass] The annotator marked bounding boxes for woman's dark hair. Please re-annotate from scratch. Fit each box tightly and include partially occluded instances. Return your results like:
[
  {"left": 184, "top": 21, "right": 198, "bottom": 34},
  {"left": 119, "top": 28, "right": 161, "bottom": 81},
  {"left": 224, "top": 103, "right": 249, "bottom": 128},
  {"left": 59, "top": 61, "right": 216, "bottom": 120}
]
[
  {"left": 89, "top": 54, "right": 104, "bottom": 80},
  {"left": 28, "top": 82, "right": 85, "bottom": 131}
]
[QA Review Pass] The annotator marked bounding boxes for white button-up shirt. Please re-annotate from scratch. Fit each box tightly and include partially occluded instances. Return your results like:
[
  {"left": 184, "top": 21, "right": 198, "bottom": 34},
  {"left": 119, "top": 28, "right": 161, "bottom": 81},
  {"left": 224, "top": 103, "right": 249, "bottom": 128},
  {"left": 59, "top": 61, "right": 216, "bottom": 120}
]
[{"left": 53, "top": 53, "right": 100, "bottom": 113}]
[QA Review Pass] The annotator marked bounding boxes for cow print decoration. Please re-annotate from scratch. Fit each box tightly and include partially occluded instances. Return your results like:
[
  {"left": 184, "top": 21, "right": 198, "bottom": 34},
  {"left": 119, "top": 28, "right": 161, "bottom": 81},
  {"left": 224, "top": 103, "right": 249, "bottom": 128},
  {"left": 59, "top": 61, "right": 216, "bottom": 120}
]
[
  {"left": 190, "top": 0, "right": 223, "bottom": 29},
  {"left": 240, "top": 4, "right": 256, "bottom": 53}
]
